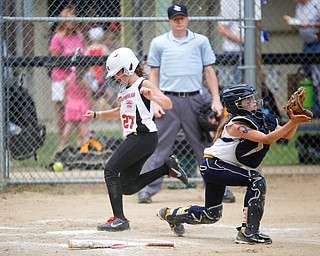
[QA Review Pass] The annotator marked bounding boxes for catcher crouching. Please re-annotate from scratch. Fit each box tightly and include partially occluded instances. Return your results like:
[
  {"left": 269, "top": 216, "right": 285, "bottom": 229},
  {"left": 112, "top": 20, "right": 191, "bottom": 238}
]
[{"left": 157, "top": 84, "right": 311, "bottom": 244}]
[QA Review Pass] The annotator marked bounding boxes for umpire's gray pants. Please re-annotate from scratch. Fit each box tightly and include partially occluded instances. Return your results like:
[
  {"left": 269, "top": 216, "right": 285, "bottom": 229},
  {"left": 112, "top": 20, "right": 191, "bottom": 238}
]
[{"left": 139, "top": 92, "right": 212, "bottom": 196}]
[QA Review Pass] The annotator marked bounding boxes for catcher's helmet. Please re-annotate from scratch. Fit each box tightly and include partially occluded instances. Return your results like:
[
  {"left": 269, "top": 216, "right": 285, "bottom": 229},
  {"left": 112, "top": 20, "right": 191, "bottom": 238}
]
[
  {"left": 105, "top": 47, "right": 139, "bottom": 78},
  {"left": 222, "top": 84, "right": 263, "bottom": 119}
]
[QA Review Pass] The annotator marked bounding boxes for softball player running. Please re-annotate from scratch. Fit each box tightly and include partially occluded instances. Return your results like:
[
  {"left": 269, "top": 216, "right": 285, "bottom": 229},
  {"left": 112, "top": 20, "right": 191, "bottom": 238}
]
[
  {"left": 84, "top": 47, "right": 188, "bottom": 232},
  {"left": 157, "top": 84, "right": 311, "bottom": 243}
]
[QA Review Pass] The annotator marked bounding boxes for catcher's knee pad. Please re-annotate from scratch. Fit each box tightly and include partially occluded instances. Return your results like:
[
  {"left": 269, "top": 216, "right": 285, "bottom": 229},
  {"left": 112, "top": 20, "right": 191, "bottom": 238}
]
[
  {"left": 200, "top": 204, "right": 223, "bottom": 224},
  {"left": 244, "top": 170, "right": 266, "bottom": 235},
  {"left": 165, "top": 204, "right": 222, "bottom": 225},
  {"left": 249, "top": 170, "right": 266, "bottom": 196}
]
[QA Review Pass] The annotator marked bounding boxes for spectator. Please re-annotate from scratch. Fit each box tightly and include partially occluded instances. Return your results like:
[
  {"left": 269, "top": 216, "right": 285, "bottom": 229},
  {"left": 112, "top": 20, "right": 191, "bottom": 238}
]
[
  {"left": 137, "top": 4, "right": 224, "bottom": 204},
  {"left": 104, "top": 30, "right": 120, "bottom": 53},
  {"left": 85, "top": 27, "right": 111, "bottom": 108},
  {"left": 49, "top": 6, "right": 86, "bottom": 145},
  {"left": 82, "top": 7, "right": 103, "bottom": 38},
  {"left": 59, "top": 66, "right": 93, "bottom": 150},
  {"left": 85, "top": 27, "right": 110, "bottom": 85},
  {"left": 3, "top": 40, "right": 13, "bottom": 81},
  {"left": 283, "top": 0, "right": 320, "bottom": 116},
  {"left": 217, "top": 0, "right": 244, "bottom": 86}
]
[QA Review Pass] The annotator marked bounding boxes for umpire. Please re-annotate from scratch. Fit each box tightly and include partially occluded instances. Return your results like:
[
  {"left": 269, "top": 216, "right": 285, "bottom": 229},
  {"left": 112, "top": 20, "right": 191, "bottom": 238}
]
[{"left": 138, "top": 4, "right": 223, "bottom": 203}]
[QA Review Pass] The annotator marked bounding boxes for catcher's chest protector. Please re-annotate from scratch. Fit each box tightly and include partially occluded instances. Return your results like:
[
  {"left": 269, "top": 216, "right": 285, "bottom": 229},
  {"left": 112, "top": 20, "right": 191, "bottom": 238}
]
[{"left": 233, "top": 115, "right": 277, "bottom": 168}]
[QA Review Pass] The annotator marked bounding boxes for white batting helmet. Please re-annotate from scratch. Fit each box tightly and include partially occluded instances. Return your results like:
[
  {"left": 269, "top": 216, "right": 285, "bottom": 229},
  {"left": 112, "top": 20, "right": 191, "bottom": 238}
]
[{"left": 105, "top": 47, "right": 139, "bottom": 78}]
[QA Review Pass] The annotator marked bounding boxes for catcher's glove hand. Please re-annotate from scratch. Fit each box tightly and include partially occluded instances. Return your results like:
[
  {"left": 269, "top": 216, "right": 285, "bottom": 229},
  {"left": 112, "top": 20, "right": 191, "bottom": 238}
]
[
  {"left": 284, "top": 86, "right": 313, "bottom": 118},
  {"left": 198, "top": 102, "right": 220, "bottom": 132}
]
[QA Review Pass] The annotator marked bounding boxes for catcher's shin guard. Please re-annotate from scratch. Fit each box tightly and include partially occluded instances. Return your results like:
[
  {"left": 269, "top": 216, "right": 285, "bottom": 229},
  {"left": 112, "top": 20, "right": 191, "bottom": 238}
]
[
  {"left": 242, "top": 170, "right": 266, "bottom": 237},
  {"left": 164, "top": 204, "right": 223, "bottom": 225}
]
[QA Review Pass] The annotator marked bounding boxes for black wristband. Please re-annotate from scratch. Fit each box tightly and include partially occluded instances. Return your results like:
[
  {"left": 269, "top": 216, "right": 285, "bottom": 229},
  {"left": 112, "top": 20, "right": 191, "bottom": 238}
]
[{"left": 93, "top": 111, "right": 96, "bottom": 118}]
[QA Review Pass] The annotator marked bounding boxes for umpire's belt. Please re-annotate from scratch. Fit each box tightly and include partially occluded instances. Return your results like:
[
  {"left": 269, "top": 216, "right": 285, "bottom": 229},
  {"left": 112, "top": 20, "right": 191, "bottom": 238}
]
[{"left": 164, "top": 91, "right": 199, "bottom": 97}]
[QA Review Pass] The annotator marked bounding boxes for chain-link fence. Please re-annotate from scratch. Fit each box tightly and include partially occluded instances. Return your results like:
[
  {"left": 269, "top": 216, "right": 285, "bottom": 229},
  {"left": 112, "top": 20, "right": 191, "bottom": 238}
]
[{"left": 1, "top": 0, "right": 319, "bottom": 189}]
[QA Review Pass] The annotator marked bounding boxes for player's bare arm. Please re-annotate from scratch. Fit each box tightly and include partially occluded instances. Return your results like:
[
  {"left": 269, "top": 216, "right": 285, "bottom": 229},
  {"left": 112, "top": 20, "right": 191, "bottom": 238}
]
[
  {"left": 148, "top": 67, "right": 166, "bottom": 118},
  {"left": 204, "top": 65, "right": 223, "bottom": 117},
  {"left": 228, "top": 113, "right": 311, "bottom": 145},
  {"left": 140, "top": 80, "right": 173, "bottom": 110},
  {"left": 84, "top": 108, "right": 120, "bottom": 119}
]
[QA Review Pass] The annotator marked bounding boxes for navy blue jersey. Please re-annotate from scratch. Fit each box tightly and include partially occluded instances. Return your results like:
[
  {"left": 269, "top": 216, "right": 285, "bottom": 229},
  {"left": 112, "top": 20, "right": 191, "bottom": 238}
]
[{"left": 204, "top": 114, "right": 278, "bottom": 168}]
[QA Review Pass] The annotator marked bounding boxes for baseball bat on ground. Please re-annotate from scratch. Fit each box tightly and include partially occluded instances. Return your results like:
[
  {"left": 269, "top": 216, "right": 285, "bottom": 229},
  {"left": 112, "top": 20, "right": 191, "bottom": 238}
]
[{"left": 68, "top": 239, "right": 175, "bottom": 249}]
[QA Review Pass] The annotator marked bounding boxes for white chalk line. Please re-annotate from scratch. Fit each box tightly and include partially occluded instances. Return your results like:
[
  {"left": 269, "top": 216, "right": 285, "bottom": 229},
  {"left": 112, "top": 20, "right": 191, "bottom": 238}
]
[
  {"left": 0, "top": 241, "right": 68, "bottom": 248},
  {"left": 47, "top": 230, "right": 99, "bottom": 235},
  {"left": 1, "top": 223, "right": 319, "bottom": 248},
  {"left": 200, "top": 223, "right": 320, "bottom": 232},
  {"left": 1, "top": 222, "right": 320, "bottom": 235},
  {"left": 0, "top": 226, "right": 28, "bottom": 230},
  {"left": 35, "top": 218, "right": 98, "bottom": 224}
]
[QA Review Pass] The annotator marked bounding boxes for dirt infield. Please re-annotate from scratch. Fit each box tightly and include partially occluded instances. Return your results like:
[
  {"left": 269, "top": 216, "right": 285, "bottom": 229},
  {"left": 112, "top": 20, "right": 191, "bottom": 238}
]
[{"left": 0, "top": 174, "right": 320, "bottom": 256}]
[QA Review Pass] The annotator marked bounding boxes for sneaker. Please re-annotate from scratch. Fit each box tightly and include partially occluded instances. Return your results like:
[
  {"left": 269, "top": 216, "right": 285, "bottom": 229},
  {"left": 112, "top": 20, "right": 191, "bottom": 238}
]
[
  {"left": 255, "top": 232, "right": 271, "bottom": 240},
  {"left": 97, "top": 217, "right": 130, "bottom": 231},
  {"left": 235, "top": 231, "right": 272, "bottom": 244},
  {"left": 223, "top": 188, "right": 236, "bottom": 203},
  {"left": 138, "top": 191, "right": 152, "bottom": 204},
  {"left": 157, "top": 207, "right": 185, "bottom": 236},
  {"left": 165, "top": 155, "right": 189, "bottom": 185}
]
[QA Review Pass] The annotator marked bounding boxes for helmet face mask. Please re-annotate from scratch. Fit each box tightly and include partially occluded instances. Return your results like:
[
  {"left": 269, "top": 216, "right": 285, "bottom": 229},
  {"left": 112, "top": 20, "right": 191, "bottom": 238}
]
[
  {"left": 106, "top": 76, "right": 126, "bottom": 93},
  {"left": 105, "top": 47, "right": 139, "bottom": 92},
  {"left": 223, "top": 84, "right": 264, "bottom": 119}
]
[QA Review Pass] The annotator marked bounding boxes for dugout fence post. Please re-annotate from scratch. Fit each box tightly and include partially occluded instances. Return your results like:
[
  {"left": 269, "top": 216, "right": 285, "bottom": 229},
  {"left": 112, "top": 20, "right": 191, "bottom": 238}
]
[
  {"left": 0, "top": 1, "right": 8, "bottom": 192},
  {"left": 243, "top": 0, "right": 256, "bottom": 86}
]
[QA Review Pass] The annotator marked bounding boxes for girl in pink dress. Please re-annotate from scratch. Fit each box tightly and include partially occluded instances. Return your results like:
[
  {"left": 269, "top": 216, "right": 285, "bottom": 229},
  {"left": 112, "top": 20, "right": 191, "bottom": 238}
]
[
  {"left": 49, "top": 7, "right": 86, "bottom": 145},
  {"left": 60, "top": 67, "right": 93, "bottom": 150}
]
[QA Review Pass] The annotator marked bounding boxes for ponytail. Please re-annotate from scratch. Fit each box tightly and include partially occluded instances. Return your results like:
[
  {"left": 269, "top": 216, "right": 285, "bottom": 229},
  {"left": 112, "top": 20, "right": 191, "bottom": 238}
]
[{"left": 213, "top": 114, "right": 233, "bottom": 142}]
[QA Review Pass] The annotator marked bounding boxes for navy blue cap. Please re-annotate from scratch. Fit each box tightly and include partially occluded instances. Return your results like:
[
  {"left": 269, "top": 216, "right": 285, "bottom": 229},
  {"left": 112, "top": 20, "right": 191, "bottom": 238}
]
[{"left": 167, "top": 4, "right": 188, "bottom": 19}]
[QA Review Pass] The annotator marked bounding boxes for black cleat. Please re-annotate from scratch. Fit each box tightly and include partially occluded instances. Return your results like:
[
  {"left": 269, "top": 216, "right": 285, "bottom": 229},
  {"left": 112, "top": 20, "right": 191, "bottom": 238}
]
[
  {"left": 165, "top": 155, "right": 189, "bottom": 185},
  {"left": 97, "top": 217, "right": 130, "bottom": 232},
  {"left": 235, "top": 231, "right": 272, "bottom": 244}
]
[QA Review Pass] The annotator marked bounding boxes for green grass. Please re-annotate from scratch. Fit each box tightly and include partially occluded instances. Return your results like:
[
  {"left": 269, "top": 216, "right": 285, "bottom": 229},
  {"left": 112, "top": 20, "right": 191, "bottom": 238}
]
[
  {"left": 263, "top": 137, "right": 299, "bottom": 165},
  {"left": 263, "top": 130, "right": 319, "bottom": 165},
  {"left": 10, "top": 130, "right": 319, "bottom": 168}
]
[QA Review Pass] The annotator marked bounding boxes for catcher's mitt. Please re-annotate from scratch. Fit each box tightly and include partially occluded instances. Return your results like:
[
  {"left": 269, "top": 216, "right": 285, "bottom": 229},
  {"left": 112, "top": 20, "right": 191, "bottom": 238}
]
[
  {"left": 284, "top": 86, "right": 313, "bottom": 118},
  {"left": 198, "top": 102, "right": 220, "bottom": 132}
]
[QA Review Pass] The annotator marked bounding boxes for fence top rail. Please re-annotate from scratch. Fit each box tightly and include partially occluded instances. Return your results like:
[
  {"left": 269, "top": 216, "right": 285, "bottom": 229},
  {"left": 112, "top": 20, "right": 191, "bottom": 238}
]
[
  {"left": 1, "top": 16, "right": 254, "bottom": 22},
  {"left": 5, "top": 53, "right": 320, "bottom": 68}
]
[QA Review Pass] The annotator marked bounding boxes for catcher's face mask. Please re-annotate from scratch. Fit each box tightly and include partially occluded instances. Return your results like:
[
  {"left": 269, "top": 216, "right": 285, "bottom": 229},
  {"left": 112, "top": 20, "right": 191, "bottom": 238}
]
[{"left": 236, "top": 95, "right": 264, "bottom": 118}]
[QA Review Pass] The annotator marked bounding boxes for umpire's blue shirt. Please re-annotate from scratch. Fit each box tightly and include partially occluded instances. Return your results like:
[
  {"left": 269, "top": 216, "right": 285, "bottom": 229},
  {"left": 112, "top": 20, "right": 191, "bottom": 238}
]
[{"left": 148, "top": 29, "right": 216, "bottom": 92}]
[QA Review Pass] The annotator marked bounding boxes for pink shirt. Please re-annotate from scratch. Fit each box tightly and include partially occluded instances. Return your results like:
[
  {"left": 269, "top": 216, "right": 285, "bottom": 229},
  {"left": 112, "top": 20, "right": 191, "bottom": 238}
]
[
  {"left": 49, "top": 33, "right": 86, "bottom": 82},
  {"left": 64, "top": 71, "right": 89, "bottom": 121}
]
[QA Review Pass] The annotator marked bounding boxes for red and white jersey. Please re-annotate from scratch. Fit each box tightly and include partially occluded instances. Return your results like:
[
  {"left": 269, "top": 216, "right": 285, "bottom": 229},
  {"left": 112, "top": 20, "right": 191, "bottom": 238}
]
[{"left": 118, "top": 77, "right": 157, "bottom": 137}]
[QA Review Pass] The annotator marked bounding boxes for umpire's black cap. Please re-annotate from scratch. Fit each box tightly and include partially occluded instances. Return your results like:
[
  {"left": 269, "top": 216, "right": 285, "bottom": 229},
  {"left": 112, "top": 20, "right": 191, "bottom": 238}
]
[{"left": 168, "top": 4, "right": 188, "bottom": 19}]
